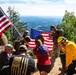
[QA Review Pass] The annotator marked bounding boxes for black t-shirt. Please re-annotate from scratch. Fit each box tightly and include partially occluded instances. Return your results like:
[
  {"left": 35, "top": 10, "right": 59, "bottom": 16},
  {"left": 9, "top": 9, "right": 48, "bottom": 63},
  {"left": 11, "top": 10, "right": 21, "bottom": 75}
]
[{"left": 10, "top": 55, "right": 35, "bottom": 75}]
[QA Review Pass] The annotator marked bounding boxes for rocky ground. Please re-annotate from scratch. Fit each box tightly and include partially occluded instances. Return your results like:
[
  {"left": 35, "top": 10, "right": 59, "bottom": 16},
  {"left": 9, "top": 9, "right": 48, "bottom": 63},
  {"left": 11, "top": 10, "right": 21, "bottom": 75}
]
[{"left": 33, "top": 57, "right": 76, "bottom": 75}]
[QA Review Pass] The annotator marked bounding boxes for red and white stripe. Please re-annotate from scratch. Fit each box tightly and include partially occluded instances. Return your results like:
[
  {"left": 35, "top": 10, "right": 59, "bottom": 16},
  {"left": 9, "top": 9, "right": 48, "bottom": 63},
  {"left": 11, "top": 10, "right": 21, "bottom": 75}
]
[
  {"left": 29, "top": 32, "right": 54, "bottom": 51},
  {"left": 0, "top": 15, "right": 12, "bottom": 35}
]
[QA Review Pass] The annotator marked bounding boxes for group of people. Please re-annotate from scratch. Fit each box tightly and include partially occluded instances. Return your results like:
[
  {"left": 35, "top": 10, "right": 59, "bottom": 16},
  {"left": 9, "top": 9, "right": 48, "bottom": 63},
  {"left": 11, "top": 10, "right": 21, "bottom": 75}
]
[
  {"left": 0, "top": 30, "right": 36, "bottom": 75},
  {"left": 0, "top": 26, "right": 76, "bottom": 75}
]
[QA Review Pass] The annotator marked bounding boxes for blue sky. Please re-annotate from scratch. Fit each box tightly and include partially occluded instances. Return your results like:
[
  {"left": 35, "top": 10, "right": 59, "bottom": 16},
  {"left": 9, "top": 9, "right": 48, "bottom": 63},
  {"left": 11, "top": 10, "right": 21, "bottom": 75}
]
[{"left": 0, "top": 0, "right": 76, "bottom": 16}]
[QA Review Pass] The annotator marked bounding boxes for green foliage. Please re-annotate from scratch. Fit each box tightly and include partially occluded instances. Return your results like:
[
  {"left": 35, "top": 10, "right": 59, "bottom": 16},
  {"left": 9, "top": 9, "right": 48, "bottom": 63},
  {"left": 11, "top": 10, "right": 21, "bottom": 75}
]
[
  {"left": 57, "top": 10, "right": 76, "bottom": 43},
  {"left": 6, "top": 6, "right": 28, "bottom": 42}
]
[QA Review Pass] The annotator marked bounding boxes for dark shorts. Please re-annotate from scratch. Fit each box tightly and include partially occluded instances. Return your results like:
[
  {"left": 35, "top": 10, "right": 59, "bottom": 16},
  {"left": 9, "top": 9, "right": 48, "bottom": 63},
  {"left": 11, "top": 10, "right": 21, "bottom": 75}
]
[{"left": 37, "top": 64, "right": 51, "bottom": 73}]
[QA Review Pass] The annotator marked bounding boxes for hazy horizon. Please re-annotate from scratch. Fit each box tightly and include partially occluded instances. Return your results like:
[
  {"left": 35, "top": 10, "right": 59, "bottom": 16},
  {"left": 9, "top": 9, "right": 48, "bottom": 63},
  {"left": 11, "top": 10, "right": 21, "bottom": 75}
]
[{"left": 20, "top": 16, "right": 62, "bottom": 32}]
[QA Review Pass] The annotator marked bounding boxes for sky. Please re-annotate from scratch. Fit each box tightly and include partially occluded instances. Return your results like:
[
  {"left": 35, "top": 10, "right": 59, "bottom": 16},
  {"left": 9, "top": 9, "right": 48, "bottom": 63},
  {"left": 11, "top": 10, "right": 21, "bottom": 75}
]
[{"left": 0, "top": 0, "right": 76, "bottom": 17}]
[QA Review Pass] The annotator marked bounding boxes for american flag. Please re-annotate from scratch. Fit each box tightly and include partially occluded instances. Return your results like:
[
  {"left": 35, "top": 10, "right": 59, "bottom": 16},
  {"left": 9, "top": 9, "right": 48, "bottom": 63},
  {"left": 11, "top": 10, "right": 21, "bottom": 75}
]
[
  {"left": 29, "top": 29, "right": 54, "bottom": 51},
  {"left": 0, "top": 7, "right": 12, "bottom": 35}
]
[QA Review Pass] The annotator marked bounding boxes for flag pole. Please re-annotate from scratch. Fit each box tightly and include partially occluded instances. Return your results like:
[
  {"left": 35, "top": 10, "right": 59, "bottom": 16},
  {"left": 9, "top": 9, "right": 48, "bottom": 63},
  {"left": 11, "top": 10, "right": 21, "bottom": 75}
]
[{"left": 0, "top": 7, "right": 24, "bottom": 39}]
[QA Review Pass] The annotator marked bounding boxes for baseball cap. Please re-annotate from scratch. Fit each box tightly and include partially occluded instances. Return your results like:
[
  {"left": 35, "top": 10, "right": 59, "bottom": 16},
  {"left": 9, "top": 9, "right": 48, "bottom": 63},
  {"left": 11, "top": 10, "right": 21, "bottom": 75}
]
[
  {"left": 19, "top": 45, "right": 28, "bottom": 51},
  {"left": 5, "top": 44, "right": 15, "bottom": 51}
]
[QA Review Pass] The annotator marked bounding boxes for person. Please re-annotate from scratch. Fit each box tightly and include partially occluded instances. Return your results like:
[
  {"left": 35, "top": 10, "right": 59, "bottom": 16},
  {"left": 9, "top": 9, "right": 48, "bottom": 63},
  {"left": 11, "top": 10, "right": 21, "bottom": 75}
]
[
  {"left": 0, "top": 44, "right": 15, "bottom": 75},
  {"left": 13, "top": 36, "right": 31, "bottom": 54},
  {"left": 0, "top": 33, "right": 8, "bottom": 52},
  {"left": 10, "top": 45, "right": 35, "bottom": 75},
  {"left": 23, "top": 30, "right": 29, "bottom": 38},
  {"left": 49, "top": 25, "right": 64, "bottom": 57},
  {"left": 49, "top": 25, "right": 66, "bottom": 71},
  {"left": 33, "top": 35, "right": 51, "bottom": 75},
  {"left": 57, "top": 36, "right": 76, "bottom": 75}
]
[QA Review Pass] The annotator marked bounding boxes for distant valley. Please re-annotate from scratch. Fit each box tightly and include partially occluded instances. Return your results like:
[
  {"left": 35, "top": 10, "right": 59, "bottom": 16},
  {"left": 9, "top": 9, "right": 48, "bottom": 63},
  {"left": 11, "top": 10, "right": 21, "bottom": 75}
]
[{"left": 20, "top": 16, "right": 62, "bottom": 32}]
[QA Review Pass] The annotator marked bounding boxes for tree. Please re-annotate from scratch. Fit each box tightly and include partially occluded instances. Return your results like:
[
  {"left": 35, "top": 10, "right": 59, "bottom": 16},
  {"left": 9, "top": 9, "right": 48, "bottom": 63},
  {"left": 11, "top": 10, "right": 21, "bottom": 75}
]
[
  {"left": 6, "top": 6, "right": 28, "bottom": 42},
  {"left": 57, "top": 10, "right": 76, "bottom": 42}
]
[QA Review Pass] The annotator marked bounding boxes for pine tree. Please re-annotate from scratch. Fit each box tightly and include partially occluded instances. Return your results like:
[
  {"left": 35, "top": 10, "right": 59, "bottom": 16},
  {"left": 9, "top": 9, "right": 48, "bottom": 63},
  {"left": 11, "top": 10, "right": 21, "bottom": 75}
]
[{"left": 5, "top": 6, "right": 28, "bottom": 43}]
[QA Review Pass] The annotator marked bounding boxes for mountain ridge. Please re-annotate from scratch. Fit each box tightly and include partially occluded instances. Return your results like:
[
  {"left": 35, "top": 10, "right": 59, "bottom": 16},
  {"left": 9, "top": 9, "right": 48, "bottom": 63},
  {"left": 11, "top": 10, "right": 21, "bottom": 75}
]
[{"left": 20, "top": 16, "right": 62, "bottom": 32}]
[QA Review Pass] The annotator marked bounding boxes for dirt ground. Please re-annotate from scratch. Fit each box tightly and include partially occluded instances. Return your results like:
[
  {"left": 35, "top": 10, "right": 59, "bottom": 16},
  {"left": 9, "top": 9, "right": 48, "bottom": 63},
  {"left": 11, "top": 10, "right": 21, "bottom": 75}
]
[{"left": 33, "top": 57, "right": 76, "bottom": 75}]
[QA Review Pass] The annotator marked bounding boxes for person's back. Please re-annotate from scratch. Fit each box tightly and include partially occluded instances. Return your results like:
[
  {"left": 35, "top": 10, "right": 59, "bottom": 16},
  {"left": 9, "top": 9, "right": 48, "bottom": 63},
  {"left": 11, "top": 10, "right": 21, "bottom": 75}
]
[
  {"left": 33, "top": 46, "right": 51, "bottom": 66},
  {"left": 10, "top": 55, "right": 35, "bottom": 75},
  {"left": 10, "top": 45, "right": 35, "bottom": 75},
  {"left": 34, "top": 36, "right": 51, "bottom": 65}
]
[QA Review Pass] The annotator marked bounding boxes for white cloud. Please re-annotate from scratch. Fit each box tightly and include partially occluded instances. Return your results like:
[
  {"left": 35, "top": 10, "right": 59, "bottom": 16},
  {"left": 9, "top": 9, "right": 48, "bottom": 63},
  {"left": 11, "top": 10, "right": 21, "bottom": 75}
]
[
  {"left": 0, "top": 1, "right": 76, "bottom": 16},
  {"left": 0, "top": 3, "right": 64, "bottom": 16},
  {"left": 65, "top": 0, "right": 76, "bottom": 4}
]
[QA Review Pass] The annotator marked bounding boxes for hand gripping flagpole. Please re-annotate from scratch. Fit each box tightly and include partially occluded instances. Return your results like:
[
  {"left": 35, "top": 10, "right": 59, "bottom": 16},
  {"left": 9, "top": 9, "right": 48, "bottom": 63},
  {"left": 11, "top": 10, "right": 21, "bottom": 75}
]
[{"left": 0, "top": 7, "right": 24, "bottom": 40}]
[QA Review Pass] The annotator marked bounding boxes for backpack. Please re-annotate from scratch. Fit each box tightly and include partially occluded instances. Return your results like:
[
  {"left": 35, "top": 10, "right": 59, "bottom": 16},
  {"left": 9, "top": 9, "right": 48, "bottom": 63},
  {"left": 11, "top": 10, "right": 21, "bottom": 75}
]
[{"left": 37, "top": 46, "right": 48, "bottom": 55}]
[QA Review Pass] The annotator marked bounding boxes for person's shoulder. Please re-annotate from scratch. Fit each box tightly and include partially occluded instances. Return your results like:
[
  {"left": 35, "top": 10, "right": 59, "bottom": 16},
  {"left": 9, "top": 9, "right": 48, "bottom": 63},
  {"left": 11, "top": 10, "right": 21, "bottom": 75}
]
[
  {"left": 11, "top": 54, "right": 16, "bottom": 57},
  {"left": 0, "top": 52, "right": 7, "bottom": 58},
  {"left": 0, "top": 52, "right": 6, "bottom": 55},
  {"left": 28, "top": 56, "right": 35, "bottom": 63},
  {"left": 22, "top": 55, "right": 30, "bottom": 59},
  {"left": 23, "top": 55, "right": 34, "bottom": 60}
]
